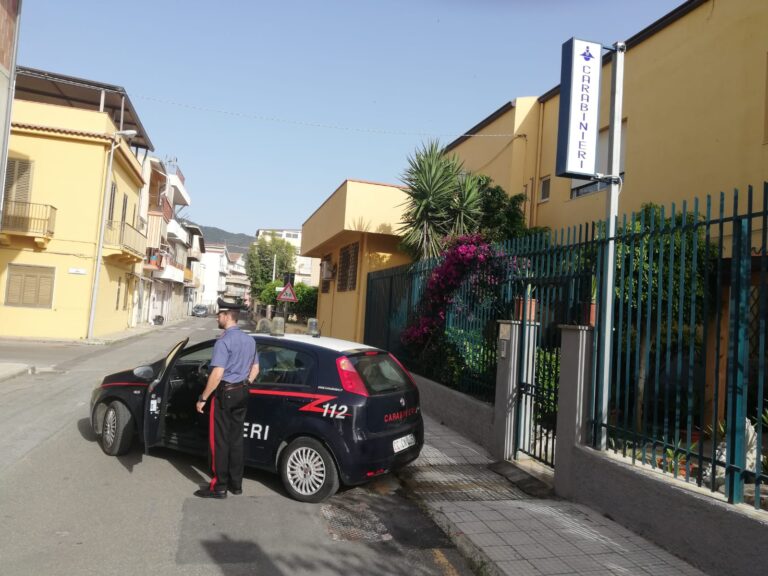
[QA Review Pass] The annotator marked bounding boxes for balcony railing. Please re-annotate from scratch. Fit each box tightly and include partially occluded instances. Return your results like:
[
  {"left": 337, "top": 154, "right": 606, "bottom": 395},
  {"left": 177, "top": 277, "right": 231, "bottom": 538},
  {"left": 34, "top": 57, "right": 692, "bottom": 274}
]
[
  {"left": 103, "top": 220, "right": 147, "bottom": 259},
  {"left": 1, "top": 200, "right": 57, "bottom": 237}
]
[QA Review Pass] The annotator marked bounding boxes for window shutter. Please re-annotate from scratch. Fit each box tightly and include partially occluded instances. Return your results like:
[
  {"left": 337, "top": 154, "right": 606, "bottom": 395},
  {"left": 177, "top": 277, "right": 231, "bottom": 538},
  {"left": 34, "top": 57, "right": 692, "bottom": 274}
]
[
  {"left": 4, "top": 158, "right": 33, "bottom": 203},
  {"left": 5, "top": 265, "right": 54, "bottom": 308},
  {"left": 6, "top": 271, "right": 22, "bottom": 305}
]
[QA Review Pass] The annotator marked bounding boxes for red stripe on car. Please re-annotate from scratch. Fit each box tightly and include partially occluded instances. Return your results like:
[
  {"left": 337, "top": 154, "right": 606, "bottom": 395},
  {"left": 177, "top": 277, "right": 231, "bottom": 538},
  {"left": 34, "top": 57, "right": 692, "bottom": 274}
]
[{"left": 248, "top": 389, "right": 348, "bottom": 417}]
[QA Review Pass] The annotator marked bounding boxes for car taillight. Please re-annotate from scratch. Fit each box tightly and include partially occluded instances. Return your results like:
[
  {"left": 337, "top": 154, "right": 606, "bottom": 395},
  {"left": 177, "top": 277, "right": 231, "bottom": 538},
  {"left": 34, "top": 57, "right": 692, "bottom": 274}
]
[
  {"left": 388, "top": 353, "right": 417, "bottom": 388},
  {"left": 336, "top": 356, "right": 369, "bottom": 397}
]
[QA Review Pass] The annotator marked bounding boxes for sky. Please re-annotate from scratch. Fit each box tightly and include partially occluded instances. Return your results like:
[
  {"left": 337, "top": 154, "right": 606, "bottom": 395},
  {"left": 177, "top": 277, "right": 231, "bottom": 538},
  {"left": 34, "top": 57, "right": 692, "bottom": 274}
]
[{"left": 18, "top": 0, "right": 683, "bottom": 235}]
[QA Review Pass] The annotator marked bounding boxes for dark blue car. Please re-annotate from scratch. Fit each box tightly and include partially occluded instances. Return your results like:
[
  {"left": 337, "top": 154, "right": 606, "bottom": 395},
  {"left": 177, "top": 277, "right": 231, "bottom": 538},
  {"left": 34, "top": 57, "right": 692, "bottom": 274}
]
[{"left": 90, "top": 334, "right": 423, "bottom": 502}]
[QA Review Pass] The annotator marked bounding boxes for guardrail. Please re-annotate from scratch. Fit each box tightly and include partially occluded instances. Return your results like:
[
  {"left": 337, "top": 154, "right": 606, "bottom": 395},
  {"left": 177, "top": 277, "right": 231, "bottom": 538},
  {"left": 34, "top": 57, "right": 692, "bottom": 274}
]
[{"left": 1, "top": 200, "right": 57, "bottom": 237}]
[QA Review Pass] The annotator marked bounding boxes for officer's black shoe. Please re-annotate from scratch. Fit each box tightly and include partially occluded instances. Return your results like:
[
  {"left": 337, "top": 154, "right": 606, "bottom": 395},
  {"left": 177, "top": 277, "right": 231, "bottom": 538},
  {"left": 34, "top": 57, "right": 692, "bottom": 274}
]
[
  {"left": 194, "top": 487, "right": 227, "bottom": 499},
  {"left": 229, "top": 487, "right": 243, "bottom": 495}
]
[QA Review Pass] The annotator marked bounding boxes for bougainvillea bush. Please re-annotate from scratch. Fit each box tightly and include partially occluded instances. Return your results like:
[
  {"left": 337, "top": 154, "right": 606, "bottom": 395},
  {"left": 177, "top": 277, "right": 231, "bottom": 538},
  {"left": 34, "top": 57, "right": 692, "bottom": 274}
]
[{"left": 401, "top": 233, "right": 502, "bottom": 349}]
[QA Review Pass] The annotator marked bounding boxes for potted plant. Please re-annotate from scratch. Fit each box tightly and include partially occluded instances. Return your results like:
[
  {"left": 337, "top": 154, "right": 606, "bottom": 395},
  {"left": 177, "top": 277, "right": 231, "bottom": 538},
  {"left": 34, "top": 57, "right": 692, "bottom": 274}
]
[
  {"left": 583, "top": 276, "right": 598, "bottom": 326},
  {"left": 511, "top": 256, "right": 536, "bottom": 320},
  {"left": 656, "top": 440, "right": 698, "bottom": 478}
]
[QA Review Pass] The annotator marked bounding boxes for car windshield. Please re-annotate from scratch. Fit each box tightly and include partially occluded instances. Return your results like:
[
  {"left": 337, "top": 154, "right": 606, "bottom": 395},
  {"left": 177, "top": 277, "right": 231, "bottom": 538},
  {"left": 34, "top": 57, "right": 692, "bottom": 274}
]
[{"left": 347, "top": 353, "right": 411, "bottom": 395}]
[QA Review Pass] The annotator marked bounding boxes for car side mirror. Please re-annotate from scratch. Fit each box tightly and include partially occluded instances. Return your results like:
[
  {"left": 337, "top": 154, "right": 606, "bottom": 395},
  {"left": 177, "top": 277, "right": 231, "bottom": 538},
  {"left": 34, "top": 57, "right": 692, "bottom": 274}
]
[{"left": 133, "top": 365, "right": 155, "bottom": 381}]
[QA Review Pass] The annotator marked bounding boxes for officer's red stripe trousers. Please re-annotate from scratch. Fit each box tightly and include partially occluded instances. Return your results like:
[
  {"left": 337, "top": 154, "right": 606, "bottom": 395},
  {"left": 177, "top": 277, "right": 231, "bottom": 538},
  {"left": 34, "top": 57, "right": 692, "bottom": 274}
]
[{"left": 208, "top": 398, "right": 218, "bottom": 490}]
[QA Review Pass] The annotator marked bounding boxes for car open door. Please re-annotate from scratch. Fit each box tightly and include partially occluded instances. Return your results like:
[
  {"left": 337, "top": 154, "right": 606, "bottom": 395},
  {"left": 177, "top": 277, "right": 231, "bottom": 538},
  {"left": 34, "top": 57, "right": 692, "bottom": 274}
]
[{"left": 144, "top": 338, "right": 189, "bottom": 452}]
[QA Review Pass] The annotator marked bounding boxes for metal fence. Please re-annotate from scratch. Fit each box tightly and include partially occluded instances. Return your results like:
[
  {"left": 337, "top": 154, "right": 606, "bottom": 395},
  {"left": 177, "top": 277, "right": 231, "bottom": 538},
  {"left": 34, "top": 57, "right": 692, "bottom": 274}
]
[
  {"left": 365, "top": 185, "right": 767, "bottom": 491},
  {"left": 593, "top": 186, "right": 767, "bottom": 511}
]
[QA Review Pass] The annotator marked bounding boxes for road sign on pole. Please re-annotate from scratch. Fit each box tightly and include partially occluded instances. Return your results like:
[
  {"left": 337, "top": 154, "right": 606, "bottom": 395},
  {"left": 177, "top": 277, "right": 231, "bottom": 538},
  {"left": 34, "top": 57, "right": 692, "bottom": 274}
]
[{"left": 277, "top": 282, "right": 298, "bottom": 303}]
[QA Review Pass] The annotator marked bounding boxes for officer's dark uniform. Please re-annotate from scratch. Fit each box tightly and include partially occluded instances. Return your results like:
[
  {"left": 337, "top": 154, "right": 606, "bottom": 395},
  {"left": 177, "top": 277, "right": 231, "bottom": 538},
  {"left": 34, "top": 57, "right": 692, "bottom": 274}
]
[{"left": 206, "top": 301, "right": 257, "bottom": 495}]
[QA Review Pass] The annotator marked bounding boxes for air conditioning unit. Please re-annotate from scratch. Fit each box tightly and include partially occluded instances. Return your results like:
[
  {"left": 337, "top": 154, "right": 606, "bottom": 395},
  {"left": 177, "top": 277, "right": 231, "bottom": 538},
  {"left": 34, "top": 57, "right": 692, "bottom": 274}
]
[{"left": 320, "top": 261, "right": 335, "bottom": 280}]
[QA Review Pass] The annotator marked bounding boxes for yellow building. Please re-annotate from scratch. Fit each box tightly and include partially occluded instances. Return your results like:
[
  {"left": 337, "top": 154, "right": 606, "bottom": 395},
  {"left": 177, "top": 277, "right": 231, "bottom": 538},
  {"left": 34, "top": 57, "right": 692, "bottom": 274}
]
[
  {"left": 446, "top": 0, "right": 768, "bottom": 235},
  {"left": 0, "top": 67, "right": 153, "bottom": 339},
  {"left": 301, "top": 180, "right": 411, "bottom": 341}
]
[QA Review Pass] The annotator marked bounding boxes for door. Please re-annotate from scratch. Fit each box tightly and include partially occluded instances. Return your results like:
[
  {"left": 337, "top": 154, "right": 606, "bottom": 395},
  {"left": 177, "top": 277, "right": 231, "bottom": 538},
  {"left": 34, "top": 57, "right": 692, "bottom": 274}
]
[
  {"left": 144, "top": 338, "right": 189, "bottom": 451},
  {"left": 246, "top": 343, "right": 317, "bottom": 465}
]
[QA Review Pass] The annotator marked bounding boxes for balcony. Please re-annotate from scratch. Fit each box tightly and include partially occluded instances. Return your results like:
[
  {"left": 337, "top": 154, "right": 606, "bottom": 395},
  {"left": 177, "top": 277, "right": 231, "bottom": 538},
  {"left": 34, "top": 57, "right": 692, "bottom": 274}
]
[
  {"left": 150, "top": 249, "right": 184, "bottom": 283},
  {"left": 0, "top": 200, "right": 57, "bottom": 248},
  {"left": 167, "top": 218, "right": 189, "bottom": 245},
  {"left": 103, "top": 220, "right": 146, "bottom": 263},
  {"left": 187, "top": 247, "right": 202, "bottom": 261}
]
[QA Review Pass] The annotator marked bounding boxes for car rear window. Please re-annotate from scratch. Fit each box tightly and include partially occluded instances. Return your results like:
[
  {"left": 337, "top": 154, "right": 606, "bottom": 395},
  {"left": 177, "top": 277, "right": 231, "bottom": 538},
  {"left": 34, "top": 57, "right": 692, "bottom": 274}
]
[{"left": 348, "top": 353, "right": 411, "bottom": 395}]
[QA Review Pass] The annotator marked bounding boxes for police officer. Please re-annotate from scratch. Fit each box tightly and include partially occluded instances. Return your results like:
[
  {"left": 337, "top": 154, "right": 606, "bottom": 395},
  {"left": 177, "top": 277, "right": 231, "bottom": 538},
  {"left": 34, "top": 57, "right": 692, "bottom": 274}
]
[{"left": 194, "top": 298, "right": 259, "bottom": 499}]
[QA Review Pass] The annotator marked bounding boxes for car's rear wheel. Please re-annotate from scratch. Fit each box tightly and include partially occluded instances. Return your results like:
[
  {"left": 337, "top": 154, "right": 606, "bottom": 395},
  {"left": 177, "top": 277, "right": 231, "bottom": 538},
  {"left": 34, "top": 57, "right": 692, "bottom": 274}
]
[
  {"left": 279, "top": 437, "right": 339, "bottom": 503},
  {"left": 101, "top": 401, "right": 134, "bottom": 456}
]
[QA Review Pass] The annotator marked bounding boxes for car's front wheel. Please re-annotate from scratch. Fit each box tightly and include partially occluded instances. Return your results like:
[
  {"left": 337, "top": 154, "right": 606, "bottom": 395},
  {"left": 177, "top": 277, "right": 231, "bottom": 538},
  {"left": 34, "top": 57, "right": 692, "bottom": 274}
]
[
  {"left": 100, "top": 401, "right": 134, "bottom": 456},
  {"left": 279, "top": 437, "right": 339, "bottom": 503}
]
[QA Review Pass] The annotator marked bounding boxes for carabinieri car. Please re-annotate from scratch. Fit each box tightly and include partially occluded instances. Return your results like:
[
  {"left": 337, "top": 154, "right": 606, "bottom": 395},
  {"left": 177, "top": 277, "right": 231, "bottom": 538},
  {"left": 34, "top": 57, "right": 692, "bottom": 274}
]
[{"left": 90, "top": 334, "right": 423, "bottom": 502}]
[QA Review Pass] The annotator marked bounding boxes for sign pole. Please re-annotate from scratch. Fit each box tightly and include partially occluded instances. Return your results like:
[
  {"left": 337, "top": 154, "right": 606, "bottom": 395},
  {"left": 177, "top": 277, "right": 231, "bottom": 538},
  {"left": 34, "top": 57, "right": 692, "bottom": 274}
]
[{"left": 597, "top": 41, "right": 626, "bottom": 449}]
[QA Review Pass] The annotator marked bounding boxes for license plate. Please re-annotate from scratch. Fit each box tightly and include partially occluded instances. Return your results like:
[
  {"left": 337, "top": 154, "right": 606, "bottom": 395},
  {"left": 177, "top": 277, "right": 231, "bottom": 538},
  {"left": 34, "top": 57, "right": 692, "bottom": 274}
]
[{"left": 392, "top": 434, "right": 416, "bottom": 453}]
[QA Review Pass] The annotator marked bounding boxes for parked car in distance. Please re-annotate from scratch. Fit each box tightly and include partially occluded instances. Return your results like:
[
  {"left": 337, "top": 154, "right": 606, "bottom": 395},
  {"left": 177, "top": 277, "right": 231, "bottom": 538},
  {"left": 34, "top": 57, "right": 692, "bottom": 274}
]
[
  {"left": 191, "top": 304, "right": 208, "bottom": 317},
  {"left": 90, "top": 334, "right": 423, "bottom": 502}
]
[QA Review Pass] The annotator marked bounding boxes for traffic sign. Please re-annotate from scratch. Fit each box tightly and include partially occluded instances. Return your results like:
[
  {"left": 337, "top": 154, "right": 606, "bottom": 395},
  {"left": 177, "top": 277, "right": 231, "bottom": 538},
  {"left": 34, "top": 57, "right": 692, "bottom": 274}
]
[{"left": 277, "top": 282, "right": 298, "bottom": 302}]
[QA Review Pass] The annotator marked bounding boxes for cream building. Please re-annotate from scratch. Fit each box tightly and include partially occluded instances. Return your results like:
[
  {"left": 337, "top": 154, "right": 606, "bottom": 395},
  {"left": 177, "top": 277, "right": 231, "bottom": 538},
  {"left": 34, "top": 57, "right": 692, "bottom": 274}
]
[
  {"left": 0, "top": 67, "right": 153, "bottom": 339},
  {"left": 446, "top": 0, "right": 768, "bottom": 239},
  {"left": 301, "top": 179, "right": 411, "bottom": 341}
]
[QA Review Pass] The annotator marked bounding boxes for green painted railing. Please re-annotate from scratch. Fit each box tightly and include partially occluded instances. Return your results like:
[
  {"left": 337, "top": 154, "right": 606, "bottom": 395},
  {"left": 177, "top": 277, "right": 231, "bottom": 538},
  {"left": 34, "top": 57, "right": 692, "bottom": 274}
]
[
  {"left": 593, "top": 186, "right": 767, "bottom": 512},
  {"left": 365, "top": 185, "right": 767, "bottom": 496}
]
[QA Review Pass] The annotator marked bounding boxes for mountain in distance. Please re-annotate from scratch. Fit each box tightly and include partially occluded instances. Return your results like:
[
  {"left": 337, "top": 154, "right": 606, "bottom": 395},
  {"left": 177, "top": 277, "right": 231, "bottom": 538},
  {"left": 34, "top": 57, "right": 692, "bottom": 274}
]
[{"left": 195, "top": 223, "right": 256, "bottom": 254}]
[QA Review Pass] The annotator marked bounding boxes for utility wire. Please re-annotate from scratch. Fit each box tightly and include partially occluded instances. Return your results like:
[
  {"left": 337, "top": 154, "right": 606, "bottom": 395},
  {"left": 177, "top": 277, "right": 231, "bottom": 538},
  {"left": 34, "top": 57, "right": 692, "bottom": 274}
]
[{"left": 135, "top": 94, "right": 517, "bottom": 139}]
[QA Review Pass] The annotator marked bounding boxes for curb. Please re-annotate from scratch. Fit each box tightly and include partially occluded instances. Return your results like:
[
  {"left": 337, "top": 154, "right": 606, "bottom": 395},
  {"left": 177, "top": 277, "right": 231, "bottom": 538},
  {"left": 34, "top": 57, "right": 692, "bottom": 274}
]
[
  {"left": 424, "top": 504, "right": 503, "bottom": 576},
  {"left": 0, "top": 364, "right": 29, "bottom": 384}
]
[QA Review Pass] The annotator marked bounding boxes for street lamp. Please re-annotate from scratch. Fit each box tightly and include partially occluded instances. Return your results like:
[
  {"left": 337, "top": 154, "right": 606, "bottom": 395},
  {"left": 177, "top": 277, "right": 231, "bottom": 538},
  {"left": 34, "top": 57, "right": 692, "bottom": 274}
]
[{"left": 87, "top": 129, "right": 138, "bottom": 340}]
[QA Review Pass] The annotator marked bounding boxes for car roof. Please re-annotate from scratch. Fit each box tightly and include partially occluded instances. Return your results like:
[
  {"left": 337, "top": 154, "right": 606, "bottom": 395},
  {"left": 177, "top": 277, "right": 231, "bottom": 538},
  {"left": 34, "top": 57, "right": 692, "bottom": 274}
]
[{"left": 250, "top": 333, "right": 380, "bottom": 354}]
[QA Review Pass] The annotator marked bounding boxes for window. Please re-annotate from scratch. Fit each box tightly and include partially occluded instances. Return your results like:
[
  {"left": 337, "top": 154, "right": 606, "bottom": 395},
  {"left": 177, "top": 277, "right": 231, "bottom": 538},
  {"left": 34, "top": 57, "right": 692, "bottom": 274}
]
[
  {"left": 5, "top": 264, "right": 54, "bottom": 308},
  {"left": 123, "top": 275, "right": 130, "bottom": 310},
  {"left": 108, "top": 182, "right": 117, "bottom": 222},
  {"left": 337, "top": 242, "right": 359, "bottom": 292},
  {"left": 255, "top": 345, "right": 314, "bottom": 387},
  {"left": 539, "top": 177, "right": 550, "bottom": 202},
  {"left": 321, "top": 254, "right": 332, "bottom": 293},
  {"left": 570, "top": 120, "right": 626, "bottom": 199},
  {"left": 3, "top": 158, "right": 33, "bottom": 202},
  {"left": 121, "top": 194, "right": 128, "bottom": 223}
]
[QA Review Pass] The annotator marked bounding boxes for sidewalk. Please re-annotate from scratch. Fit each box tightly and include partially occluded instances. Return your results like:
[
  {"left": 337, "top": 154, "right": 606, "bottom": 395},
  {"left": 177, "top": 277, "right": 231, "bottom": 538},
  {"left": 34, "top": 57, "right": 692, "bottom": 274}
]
[{"left": 402, "top": 413, "right": 707, "bottom": 576}]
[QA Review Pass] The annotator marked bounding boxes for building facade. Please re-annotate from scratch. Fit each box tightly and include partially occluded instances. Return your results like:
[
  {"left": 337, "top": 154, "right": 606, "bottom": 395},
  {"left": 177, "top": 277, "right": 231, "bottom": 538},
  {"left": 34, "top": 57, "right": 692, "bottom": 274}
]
[
  {"left": 139, "top": 158, "right": 191, "bottom": 324},
  {"left": 0, "top": 67, "right": 153, "bottom": 339},
  {"left": 255, "top": 228, "right": 320, "bottom": 287},
  {"left": 301, "top": 180, "right": 411, "bottom": 341},
  {"left": 446, "top": 0, "right": 768, "bottom": 242},
  {"left": 200, "top": 243, "right": 228, "bottom": 307}
]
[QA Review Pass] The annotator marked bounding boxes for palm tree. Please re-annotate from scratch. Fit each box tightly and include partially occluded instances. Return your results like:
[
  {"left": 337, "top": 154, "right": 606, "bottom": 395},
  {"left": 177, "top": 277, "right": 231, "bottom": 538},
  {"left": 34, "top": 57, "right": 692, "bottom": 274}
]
[
  {"left": 399, "top": 141, "right": 461, "bottom": 259},
  {"left": 448, "top": 171, "right": 482, "bottom": 236}
]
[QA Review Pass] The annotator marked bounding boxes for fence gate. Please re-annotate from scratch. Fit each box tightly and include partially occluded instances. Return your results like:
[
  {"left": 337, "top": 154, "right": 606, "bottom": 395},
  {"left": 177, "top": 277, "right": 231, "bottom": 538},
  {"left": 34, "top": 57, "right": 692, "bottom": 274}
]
[{"left": 509, "top": 230, "right": 599, "bottom": 469}]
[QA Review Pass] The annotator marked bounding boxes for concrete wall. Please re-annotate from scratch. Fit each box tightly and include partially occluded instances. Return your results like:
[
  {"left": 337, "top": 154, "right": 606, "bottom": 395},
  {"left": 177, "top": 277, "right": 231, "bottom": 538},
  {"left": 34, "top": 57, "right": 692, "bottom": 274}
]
[
  {"left": 566, "top": 447, "right": 768, "bottom": 576},
  {"left": 412, "top": 372, "right": 494, "bottom": 453},
  {"left": 555, "top": 325, "right": 768, "bottom": 576}
]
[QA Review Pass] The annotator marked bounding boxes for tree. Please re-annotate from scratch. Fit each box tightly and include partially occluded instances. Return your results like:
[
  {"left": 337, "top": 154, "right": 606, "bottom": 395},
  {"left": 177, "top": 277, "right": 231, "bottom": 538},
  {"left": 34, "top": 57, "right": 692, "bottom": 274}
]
[
  {"left": 477, "top": 176, "right": 528, "bottom": 242},
  {"left": 259, "top": 279, "right": 283, "bottom": 306},
  {"left": 398, "top": 140, "right": 461, "bottom": 260},
  {"left": 294, "top": 283, "right": 318, "bottom": 322},
  {"left": 246, "top": 235, "right": 296, "bottom": 299},
  {"left": 612, "top": 203, "right": 717, "bottom": 432}
]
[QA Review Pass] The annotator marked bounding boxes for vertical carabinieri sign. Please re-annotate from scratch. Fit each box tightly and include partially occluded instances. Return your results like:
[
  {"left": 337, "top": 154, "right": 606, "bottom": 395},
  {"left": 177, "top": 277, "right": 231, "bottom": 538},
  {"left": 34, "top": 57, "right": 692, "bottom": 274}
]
[{"left": 556, "top": 38, "right": 602, "bottom": 179}]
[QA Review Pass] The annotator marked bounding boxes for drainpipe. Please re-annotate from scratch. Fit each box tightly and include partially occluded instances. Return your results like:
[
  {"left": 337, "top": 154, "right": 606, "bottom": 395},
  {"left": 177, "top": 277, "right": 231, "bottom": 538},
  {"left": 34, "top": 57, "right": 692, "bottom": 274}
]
[
  {"left": 87, "top": 130, "right": 136, "bottom": 339},
  {"left": 0, "top": 1, "right": 23, "bottom": 221}
]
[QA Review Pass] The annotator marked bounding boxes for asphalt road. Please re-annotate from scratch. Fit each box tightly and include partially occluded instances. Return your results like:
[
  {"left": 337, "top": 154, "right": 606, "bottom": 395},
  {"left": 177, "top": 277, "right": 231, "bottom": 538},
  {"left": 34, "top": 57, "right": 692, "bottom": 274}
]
[{"left": 0, "top": 318, "right": 474, "bottom": 576}]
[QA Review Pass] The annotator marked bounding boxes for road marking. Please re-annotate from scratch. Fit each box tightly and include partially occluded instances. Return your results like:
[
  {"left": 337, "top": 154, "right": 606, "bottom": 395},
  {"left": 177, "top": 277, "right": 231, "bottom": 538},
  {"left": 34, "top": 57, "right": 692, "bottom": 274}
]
[{"left": 431, "top": 549, "right": 460, "bottom": 576}]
